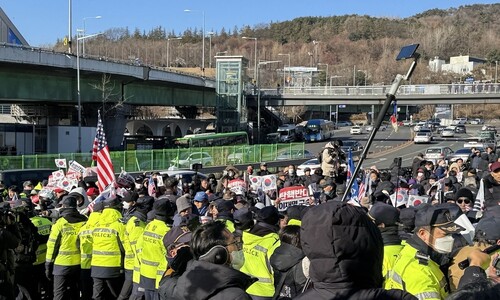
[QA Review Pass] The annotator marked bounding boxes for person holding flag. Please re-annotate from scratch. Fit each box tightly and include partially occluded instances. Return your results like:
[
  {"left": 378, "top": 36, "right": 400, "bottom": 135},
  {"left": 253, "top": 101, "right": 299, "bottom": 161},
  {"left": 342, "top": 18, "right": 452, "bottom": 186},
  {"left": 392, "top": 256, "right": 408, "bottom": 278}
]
[{"left": 346, "top": 149, "right": 360, "bottom": 205}]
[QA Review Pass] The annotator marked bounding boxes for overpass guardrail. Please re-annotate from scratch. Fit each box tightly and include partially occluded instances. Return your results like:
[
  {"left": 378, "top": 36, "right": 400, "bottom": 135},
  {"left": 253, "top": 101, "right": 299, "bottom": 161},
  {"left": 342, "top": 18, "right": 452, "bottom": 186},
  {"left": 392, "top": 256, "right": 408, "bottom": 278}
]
[
  {"left": 0, "top": 143, "right": 307, "bottom": 173},
  {"left": 256, "top": 83, "right": 500, "bottom": 97}
]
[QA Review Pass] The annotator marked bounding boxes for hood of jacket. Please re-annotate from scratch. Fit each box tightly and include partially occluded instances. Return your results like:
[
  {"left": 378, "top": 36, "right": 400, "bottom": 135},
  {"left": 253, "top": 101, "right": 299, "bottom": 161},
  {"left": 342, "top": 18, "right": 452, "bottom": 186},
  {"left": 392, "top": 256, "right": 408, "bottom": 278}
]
[
  {"left": 270, "top": 242, "right": 305, "bottom": 272},
  {"left": 173, "top": 259, "right": 255, "bottom": 300},
  {"left": 300, "top": 201, "right": 384, "bottom": 290},
  {"left": 100, "top": 207, "right": 123, "bottom": 224}
]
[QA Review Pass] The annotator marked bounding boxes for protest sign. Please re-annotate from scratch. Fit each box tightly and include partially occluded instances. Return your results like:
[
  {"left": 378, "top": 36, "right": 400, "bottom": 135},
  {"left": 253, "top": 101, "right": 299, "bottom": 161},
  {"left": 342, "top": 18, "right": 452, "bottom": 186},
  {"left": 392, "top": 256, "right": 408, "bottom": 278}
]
[{"left": 277, "top": 186, "right": 309, "bottom": 212}]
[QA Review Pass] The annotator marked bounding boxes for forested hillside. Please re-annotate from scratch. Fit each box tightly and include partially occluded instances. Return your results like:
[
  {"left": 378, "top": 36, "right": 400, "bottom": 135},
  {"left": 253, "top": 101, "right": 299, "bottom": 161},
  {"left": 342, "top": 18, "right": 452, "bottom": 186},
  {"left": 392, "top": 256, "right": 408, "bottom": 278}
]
[{"left": 52, "top": 3, "right": 500, "bottom": 86}]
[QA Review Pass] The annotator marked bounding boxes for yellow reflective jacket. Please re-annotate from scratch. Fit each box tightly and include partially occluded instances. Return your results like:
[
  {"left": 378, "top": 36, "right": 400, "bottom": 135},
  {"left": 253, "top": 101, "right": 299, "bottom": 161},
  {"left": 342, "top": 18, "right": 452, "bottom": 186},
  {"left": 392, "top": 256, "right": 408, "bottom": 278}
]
[
  {"left": 124, "top": 215, "right": 146, "bottom": 271},
  {"left": 78, "top": 211, "right": 101, "bottom": 269},
  {"left": 30, "top": 216, "right": 52, "bottom": 266},
  {"left": 383, "top": 244, "right": 404, "bottom": 280},
  {"left": 138, "top": 219, "right": 170, "bottom": 289},
  {"left": 91, "top": 208, "right": 126, "bottom": 278},
  {"left": 240, "top": 231, "right": 280, "bottom": 297},
  {"left": 46, "top": 214, "right": 86, "bottom": 268},
  {"left": 385, "top": 243, "right": 448, "bottom": 300}
]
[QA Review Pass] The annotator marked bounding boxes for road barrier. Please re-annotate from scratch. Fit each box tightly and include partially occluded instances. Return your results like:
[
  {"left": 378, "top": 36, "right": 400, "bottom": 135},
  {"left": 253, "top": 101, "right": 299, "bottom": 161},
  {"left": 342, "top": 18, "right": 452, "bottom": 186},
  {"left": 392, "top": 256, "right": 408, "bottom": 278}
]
[{"left": 0, "top": 143, "right": 307, "bottom": 172}]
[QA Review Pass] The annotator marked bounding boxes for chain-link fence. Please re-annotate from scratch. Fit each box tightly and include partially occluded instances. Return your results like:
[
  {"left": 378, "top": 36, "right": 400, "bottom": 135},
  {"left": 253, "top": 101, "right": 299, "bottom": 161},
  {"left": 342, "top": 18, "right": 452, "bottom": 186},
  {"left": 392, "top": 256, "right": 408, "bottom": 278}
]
[{"left": 0, "top": 143, "right": 307, "bottom": 172}]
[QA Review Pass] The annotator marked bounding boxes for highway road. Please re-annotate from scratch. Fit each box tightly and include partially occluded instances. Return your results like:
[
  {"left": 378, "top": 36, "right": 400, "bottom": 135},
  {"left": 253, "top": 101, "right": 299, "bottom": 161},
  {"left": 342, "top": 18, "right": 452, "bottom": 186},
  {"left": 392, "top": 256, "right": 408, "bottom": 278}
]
[{"left": 303, "top": 124, "right": 485, "bottom": 170}]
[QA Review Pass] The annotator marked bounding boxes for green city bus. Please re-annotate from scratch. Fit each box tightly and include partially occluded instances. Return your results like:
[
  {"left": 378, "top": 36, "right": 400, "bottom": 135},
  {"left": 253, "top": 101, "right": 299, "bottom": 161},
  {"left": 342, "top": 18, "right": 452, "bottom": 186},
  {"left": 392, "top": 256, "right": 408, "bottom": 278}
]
[{"left": 175, "top": 131, "right": 249, "bottom": 148}]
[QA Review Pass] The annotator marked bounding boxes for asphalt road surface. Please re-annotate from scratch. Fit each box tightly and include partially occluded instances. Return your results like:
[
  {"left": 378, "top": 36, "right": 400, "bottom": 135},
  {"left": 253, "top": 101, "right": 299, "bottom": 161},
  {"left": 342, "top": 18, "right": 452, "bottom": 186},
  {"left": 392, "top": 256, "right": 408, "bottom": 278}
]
[{"left": 304, "top": 124, "right": 485, "bottom": 170}]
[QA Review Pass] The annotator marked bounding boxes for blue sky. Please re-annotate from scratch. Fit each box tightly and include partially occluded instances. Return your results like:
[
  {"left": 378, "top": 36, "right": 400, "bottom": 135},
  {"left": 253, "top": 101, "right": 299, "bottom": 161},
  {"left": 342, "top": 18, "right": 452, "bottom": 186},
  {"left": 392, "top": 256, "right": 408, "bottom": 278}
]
[{"left": 1, "top": 0, "right": 497, "bottom": 46}]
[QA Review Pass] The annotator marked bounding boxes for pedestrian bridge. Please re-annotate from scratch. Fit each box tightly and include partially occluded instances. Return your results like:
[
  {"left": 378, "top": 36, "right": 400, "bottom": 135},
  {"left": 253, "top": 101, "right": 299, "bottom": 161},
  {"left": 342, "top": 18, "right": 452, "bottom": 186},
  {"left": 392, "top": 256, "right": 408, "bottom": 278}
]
[{"left": 257, "top": 83, "right": 500, "bottom": 105}]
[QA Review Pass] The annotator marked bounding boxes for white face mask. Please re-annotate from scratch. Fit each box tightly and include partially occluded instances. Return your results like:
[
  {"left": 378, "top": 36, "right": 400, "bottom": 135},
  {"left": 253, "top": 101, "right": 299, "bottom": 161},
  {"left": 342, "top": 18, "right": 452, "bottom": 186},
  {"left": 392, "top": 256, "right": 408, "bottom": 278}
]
[
  {"left": 417, "top": 172, "right": 424, "bottom": 177},
  {"left": 122, "top": 202, "right": 131, "bottom": 210},
  {"left": 135, "top": 183, "right": 142, "bottom": 190},
  {"left": 432, "top": 235, "right": 455, "bottom": 254},
  {"left": 289, "top": 170, "right": 295, "bottom": 176},
  {"left": 230, "top": 250, "right": 245, "bottom": 270}
]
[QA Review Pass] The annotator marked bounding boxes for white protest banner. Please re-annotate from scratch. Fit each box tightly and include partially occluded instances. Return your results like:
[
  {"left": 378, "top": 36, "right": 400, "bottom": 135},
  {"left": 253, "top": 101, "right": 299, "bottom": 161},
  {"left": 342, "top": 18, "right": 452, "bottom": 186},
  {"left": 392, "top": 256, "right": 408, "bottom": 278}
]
[
  {"left": 228, "top": 179, "right": 247, "bottom": 193},
  {"left": 408, "top": 195, "right": 429, "bottom": 207},
  {"left": 277, "top": 186, "right": 309, "bottom": 212},
  {"left": 55, "top": 158, "right": 67, "bottom": 169},
  {"left": 68, "top": 160, "right": 86, "bottom": 174}
]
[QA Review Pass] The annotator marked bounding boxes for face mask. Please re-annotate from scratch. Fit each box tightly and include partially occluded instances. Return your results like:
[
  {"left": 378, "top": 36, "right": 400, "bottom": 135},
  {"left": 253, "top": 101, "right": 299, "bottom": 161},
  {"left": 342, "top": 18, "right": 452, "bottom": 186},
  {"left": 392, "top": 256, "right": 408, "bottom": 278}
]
[
  {"left": 230, "top": 250, "right": 245, "bottom": 270},
  {"left": 417, "top": 172, "right": 424, "bottom": 177},
  {"left": 122, "top": 202, "right": 131, "bottom": 210},
  {"left": 432, "top": 235, "right": 455, "bottom": 254},
  {"left": 288, "top": 170, "right": 295, "bottom": 176},
  {"left": 135, "top": 183, "right": 142, "bottom": 190}
]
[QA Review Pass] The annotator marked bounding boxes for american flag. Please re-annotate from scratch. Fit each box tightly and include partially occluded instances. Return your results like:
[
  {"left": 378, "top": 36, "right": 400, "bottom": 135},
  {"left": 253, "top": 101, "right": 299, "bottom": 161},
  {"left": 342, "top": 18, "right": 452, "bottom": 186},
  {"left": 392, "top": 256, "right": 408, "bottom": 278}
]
[
  {"left": 148, "top": 176, "right": 156, "bottom": 197},
  {"left": 92, "top": 110, "right": 115, "bottom": 192},
  {"left": 390, "top": 101, "right": 398, "bottom": 132}
]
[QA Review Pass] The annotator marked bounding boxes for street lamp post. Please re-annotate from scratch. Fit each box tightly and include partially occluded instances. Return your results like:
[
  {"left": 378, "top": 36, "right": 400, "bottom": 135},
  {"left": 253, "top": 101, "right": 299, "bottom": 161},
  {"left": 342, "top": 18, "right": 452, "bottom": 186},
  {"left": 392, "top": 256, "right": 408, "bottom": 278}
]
[
  {"left": 207, "top": 32, "right": 214, "bottom": 68},
  {"left": 495, "top": 60, "right": 498, "bottom": 85},
  {"left": 256, "top": 60, "right": 281, "bottom": 143},
  {"left": 76, "top": 30, "right": 102, "bottom": 153},
  {"left": 167, "top": 37, "right": 182, "bottom": 68},
  {"left": 68, "top": 0, "right": 72, "bottom": 53},
  {"left": 184, "top": 9, "right": 205, "bottom": 69},
  {"left": 278, "top": 53, "right": 290, "bottom": 91},
  {"left": 82, "top": 15, "right": 102, "bottom": 56},
  {"left": 242, "top": 37, "right": 257, "bottom": 80}
]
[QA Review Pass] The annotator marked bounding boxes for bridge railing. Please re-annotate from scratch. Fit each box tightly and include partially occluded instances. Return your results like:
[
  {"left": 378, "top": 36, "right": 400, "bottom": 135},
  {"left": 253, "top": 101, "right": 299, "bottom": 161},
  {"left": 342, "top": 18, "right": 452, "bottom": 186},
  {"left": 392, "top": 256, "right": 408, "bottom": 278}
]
[
  {"left": 256, "top": 83, "right": 500, "bottom": 96},
  {"left": 0, "top": 143, "right": 306, "bottom": 172}
]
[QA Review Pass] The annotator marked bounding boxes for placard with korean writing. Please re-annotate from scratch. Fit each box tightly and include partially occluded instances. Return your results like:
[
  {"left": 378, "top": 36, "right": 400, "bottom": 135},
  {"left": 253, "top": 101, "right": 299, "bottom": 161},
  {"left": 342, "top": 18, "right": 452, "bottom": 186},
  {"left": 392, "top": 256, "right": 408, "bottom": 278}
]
[{"left": 277, "top": 186, "right": 309, "bottom": 212}]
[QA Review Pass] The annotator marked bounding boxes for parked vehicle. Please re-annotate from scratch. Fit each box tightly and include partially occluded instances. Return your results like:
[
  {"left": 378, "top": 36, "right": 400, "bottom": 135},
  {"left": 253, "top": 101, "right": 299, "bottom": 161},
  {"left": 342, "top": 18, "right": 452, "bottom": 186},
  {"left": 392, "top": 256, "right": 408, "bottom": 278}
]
[
  {"left": 424, "top": 147, "right": 454, "bottom": 164},
  {"left": 296, "top": 158, "right": 321, "bottom": 176},
  {"left": 453, "top": 118, "right": 467, "bottom": 125},
  {"left": 159, "top": 170, "right": 207, "bottom": 183},
  {"left": 446, "top": 147, "right": 484, "bottom": 163},
  {"left": 170, "top": 152, "right": 213, "bottom": 169},
  {"left": 276, "top": 124, "right": 299, "bottom": 143},
  {"left": 336, "top": 121, "right": 353, "bottom": 127},
  {"left": 276, "top": 149, "right": 315, "bottom": 160},
  {"left": 0, "top": 168, "right": 56, "bottom": 189},
  {"left": 469, "top": 118, "right": 484, "bottom": 125}
]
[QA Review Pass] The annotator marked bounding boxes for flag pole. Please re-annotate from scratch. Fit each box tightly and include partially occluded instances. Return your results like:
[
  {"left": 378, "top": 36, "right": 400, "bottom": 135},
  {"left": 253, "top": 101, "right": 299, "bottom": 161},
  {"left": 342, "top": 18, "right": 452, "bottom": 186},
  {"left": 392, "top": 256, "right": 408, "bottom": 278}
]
[{"left": 342, "top": 44, "right": 420, "bottom": 203}]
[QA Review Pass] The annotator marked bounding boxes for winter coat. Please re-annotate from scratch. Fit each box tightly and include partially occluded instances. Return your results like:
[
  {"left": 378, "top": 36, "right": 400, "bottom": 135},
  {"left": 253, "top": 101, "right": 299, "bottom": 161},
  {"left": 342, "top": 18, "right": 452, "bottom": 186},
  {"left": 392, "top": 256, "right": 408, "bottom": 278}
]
[
  {"left": 172, "top": 260, "right": 254, "bottom": 300},
  {"left": 411, "top": 156, "right": 425, "bottom": 177},
  {"left": 270, "top": 242, "right": 307, "bottom": 299},
  {"left": 295, "top": 201, "right": 417, "bottom": 300},
  {"left": 482, "top": 174, "right": 500, "bottom": 208}
]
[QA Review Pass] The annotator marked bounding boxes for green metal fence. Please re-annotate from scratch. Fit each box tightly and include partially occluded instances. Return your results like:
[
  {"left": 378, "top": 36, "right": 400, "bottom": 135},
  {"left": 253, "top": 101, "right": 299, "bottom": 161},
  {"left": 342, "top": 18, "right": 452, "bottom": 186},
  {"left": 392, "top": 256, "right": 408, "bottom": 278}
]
[{"left": 1, "top": 143, "right": 307, "bottom": 171}]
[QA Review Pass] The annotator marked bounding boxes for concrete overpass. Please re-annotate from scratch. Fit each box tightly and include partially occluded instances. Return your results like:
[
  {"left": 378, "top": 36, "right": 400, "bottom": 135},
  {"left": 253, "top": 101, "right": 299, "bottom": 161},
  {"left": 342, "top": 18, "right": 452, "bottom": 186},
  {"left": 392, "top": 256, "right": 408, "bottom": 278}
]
[{"left": 256, "top": 84, "right": 500, "bottom": 106}]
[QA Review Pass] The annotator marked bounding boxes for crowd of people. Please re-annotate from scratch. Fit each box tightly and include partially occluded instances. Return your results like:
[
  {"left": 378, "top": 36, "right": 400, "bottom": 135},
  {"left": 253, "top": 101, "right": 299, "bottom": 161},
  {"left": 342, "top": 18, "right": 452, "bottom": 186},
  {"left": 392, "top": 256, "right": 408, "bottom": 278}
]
[{"left": 0, "top": 140, "right": 499, "bottom": 300}]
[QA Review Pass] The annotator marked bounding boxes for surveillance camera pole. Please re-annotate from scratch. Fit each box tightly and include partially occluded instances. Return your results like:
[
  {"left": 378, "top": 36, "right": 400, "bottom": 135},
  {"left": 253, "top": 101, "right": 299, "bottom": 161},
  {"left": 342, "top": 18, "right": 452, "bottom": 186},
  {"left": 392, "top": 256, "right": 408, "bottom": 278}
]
[{"left": 342, "top": 45, "right": 420, "bottom": 203}]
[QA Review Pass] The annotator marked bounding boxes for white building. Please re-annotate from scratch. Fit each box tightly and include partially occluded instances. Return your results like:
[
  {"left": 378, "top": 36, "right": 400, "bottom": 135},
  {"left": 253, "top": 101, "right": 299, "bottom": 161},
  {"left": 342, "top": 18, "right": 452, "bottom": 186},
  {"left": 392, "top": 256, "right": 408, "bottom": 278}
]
[{"left": 431, "top": 55, "right": 486, "bottom": 74}]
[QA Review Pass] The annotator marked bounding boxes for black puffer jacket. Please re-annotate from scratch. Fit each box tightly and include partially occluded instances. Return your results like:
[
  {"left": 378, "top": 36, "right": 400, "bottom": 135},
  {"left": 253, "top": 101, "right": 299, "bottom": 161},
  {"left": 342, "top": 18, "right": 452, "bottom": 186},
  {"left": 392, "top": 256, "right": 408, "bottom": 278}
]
[
  {"left": 295, "top": 201, "right": 417, "bottom": 300},
  {"left": 172, "top": 260, "right": 254, "bottom": 300},
  {"left": 270, "top": 242, "right": 307, "bottom": 299}
]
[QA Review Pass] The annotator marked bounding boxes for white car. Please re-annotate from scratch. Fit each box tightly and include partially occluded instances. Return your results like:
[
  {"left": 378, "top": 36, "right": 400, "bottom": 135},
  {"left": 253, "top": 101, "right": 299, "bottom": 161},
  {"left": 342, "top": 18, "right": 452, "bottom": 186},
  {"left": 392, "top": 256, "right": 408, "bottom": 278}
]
[
  {"left": 413, "top": 122, "right": 427, "bottom": 132},
  {"left": 296, "top": 158, "right": 320, "bottom": 176},
  {"left": 414, "top": 132, "right": 431, "bottom": 144},
  {"left": 440, "top": 128, "right": 455, "bottom": 138},
  {"left": 170, "top": 152, "right": 213, "bottom": 169},
  {"left": 350, "top": 126, "right": 362, "bottom": 135}
]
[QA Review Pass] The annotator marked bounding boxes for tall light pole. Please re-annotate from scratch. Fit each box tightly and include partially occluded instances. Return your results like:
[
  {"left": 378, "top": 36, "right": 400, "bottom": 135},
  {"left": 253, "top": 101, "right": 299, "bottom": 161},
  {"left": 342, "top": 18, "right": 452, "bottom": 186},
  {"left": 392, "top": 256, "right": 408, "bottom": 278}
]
[
  {"left": 167, "top": 37, "right": 182, "bottom": 68},
  {"left": 278, "top": 53, "right": 290, "bottom": 90},
  {"left": 76, "top": 30, "right": 102, "bottom": 153},
  {"left": 495, "top": 60, "right": 498, "bottom": 84},
  {"left": 184, "top": 9, "right": 205, "bottom": 69},
  {"left": 256, "top": 60, "right": 281, "bottom": 143},
  {"left": 68, "top": 0, "right": 72, "bottom": 53},
  {"left": 82, "top": 15, "right": 102, "bottom": 56},
  {"left": 207, "top": 32, "right": 214, "bottom": 68},
  {"left": 242, "top": 36, "right": 257, "bottom": 80}
]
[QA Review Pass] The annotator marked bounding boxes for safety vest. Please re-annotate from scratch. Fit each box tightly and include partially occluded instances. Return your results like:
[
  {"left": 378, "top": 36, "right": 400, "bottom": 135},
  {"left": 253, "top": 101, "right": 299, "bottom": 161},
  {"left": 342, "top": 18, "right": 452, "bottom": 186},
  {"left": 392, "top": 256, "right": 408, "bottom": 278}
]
[
  {"left": 30, "top": 216, "right": 52, "bottom": 265},
  {"left": 218, "top": 219, "right": 235, "bottom": 233},
  {"left": 78, "top": 211, "right": 102, "bottom": 269},
  {"left": 124, "top": 215, "right": 146, "bottom": 271},
  {"left": 91, "top": 208, "right": 126, "bottom": 272},
  {"left": 382, "top": 244, "right": 404, "bottom": 280},
  {"left": 46, "top": 216, "right": 86, "bottom": 267},
  {"left": 385, "top": 243, "right": 448, "bottom": 300},
  {"left": 240, "top": 231, "right": 280, "bottom": 297},
  {"left": 287, "top": 219, "right": 302, "bottom": 226},
  {"left": 139, "top": 219, "right": 170, "bottom": 289}
]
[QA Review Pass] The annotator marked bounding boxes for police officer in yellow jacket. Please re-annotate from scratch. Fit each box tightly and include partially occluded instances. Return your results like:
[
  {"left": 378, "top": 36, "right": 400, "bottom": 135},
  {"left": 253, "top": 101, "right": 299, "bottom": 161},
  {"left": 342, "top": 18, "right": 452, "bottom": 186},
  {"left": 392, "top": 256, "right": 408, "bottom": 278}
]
[
  {"left": 385, "top": 204, "right": 464, "bottom": 299},
  {"left": 78, "top": 201, "right": 104, "bottom": 300},
  {"left": 138, "top": 198, "right": 175, "bottom": 300},
  {"left": 45, "top": 196, "right": 87, "bottom": 300},
  {"left": 117, "top": 192, "right": 150, "bottom": 300},
  {"left": 90, "top": 197, "right": 126, "bottom": 299},
  {"left": 240, "top": 206, "right": 281, "bottom": 300},
  {"left": 367, "top": 202, "right": 403, "bottom": 281},
  {"left": 30, "top": 210, "right": 52, "bottom": 300}
]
